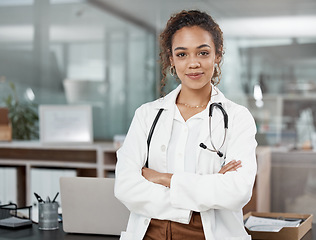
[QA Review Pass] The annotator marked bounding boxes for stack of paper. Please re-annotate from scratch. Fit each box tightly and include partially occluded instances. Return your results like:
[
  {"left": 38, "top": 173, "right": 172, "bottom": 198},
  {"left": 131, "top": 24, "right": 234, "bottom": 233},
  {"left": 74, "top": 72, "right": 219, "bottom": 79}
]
[
  {"left": 245, "top": 216, "right": 301, "bottom": 232},
  {"left": 0, "top": 217, "right": 32, "bottom": 228}
]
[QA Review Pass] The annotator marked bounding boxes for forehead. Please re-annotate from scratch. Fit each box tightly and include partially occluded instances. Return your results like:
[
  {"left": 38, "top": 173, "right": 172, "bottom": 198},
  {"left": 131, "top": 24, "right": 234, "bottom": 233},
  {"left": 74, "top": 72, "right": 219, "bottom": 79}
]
[{"left": 172, "top": 26, "right": 215, "bottom": 49}]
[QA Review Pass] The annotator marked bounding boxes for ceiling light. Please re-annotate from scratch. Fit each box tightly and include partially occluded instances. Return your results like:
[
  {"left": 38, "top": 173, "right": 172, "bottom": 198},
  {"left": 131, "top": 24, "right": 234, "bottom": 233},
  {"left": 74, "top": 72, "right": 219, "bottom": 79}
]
[{"left": 219, "top": 16, "right": 316, "bottom": 37}]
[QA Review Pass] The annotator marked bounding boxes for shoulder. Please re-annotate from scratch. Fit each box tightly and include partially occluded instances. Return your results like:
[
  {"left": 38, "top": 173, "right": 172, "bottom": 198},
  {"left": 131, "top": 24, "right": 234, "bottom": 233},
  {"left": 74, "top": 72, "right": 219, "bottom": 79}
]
[
  {"left": 220, "top": 94, "right": 255, "bottom": 126},
  {"left": 135, "top": 98, "right": 164, "bottom": 117},
  {"left": 132, "top": 97, "right": 169, "bottom": 128},
  {"left": 134, "top": 85, "right": 180, "bottom": 116},
  {"left": 225, "top": 101, "right": 256, "bottom": 135},
  {"left": 226, "top": 99, "right": 251, "bottom": 116}
]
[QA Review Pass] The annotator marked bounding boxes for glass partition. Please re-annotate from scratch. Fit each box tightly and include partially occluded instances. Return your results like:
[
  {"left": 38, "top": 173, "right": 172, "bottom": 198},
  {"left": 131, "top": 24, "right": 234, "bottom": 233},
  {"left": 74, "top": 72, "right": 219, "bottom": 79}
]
[
  {"left": 219, "top": 37, "right": 316, "bottom": 148},
  {"left": 0, "top": 0, "right": 156, "bottom": 140}
]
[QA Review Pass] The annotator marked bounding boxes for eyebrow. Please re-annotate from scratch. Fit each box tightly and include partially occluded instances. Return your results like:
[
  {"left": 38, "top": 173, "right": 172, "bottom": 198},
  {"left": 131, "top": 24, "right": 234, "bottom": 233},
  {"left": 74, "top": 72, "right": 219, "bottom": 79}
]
[{"left": 174, "top": 44, "right": 211, "bottom": 51}]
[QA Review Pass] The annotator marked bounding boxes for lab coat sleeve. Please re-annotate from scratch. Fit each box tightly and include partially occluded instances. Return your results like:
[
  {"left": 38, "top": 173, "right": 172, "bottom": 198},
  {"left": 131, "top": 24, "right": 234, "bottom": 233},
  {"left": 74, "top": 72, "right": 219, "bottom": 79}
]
[
  {"left": 170, "top": 106, "right": 257, "bottom": 212},
  {"left": 114, "top": 105, "right": 191, "bottom": 224}
]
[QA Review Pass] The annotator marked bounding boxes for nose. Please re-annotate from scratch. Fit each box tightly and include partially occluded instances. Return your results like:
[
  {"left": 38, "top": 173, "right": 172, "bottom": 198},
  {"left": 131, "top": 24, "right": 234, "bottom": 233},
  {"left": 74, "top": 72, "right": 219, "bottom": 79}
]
[{"left": 188, "top": 56, "right": 201, "bottom": 68}]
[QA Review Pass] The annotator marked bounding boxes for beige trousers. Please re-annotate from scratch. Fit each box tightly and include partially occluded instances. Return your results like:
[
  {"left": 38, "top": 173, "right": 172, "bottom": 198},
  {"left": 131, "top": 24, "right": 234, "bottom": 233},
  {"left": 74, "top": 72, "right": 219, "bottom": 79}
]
[{"left": 143, "top": 212, "right": 205, "bottom": 240}]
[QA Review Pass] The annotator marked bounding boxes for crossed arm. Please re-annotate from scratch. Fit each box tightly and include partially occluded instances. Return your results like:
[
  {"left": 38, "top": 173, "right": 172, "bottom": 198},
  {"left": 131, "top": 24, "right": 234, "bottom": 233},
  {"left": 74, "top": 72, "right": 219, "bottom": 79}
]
[{"left": 142, "top": 159, "right": 242, "bottom": 188}]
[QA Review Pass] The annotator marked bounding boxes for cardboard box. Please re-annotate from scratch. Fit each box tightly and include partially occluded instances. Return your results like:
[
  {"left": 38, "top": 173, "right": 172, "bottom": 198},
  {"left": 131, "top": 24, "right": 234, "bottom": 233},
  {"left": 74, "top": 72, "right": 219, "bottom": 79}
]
[
  {"left": 244, "top": 212, "right": 313, "bottom": 240},
  {"left": 0, "top": 108, "right": 10, "bottom": 125},
  {"left": 0, "top": 108, "right": 12, "bottom": 141},
  {"left": 0, "top": 124, "right": 12, "bottom": 141}
]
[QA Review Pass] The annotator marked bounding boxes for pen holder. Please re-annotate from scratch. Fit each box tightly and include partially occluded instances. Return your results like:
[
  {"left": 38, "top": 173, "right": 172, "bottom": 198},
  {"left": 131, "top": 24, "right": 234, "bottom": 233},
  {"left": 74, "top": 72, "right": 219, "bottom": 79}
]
[{"left": 38, "top": 202, "right": 59, "bottom": 230}]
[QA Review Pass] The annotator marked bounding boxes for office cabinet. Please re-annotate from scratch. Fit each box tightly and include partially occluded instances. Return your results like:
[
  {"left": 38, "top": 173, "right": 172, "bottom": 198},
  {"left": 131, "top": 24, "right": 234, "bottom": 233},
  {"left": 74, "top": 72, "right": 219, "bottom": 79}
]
[{"left": 0, "top": 141, "right": 117, "bottom": 206}]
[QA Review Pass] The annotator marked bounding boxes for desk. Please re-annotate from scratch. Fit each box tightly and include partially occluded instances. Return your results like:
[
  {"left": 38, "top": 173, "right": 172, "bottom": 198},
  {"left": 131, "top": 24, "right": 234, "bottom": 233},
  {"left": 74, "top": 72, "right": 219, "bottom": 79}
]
[
  {"left": 0, "top": 222, "right": 314, "bottom": 240},
  {"left": 0, "top": 223, "right": 119, "bottom": 240}
]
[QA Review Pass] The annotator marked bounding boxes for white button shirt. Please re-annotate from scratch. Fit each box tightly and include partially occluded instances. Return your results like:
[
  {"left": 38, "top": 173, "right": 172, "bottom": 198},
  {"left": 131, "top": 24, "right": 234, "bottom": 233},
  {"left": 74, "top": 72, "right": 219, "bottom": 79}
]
[{"left": 167, "top": 104, "right": 209, "bottom": 174}]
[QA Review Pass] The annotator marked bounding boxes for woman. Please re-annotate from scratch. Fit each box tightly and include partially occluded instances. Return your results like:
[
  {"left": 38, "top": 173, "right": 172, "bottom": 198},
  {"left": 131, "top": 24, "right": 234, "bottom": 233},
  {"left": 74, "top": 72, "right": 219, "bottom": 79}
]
[{"left": 115, "top": 10, "right": 257, "bottom": 240}]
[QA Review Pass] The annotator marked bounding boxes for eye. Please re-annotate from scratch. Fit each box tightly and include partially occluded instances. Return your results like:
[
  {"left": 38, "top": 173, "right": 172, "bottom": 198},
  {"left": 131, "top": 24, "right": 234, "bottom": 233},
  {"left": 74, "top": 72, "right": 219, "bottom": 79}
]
[
  {"left": 176, "top": 52, "right": 186, "bottom": 58},
  {"left": 199, "top": 51, "right": 209, "bottom": 56}
]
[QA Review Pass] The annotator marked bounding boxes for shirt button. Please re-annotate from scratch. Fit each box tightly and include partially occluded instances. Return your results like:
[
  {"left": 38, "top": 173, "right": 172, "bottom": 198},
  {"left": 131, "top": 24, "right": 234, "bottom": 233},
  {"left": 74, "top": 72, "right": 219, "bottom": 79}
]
[
  {"left": 161, "top": 145, "right": 166, "bottom": 152},
  {"left": 144, "top": 219, "right": 150, "bottom": 225}
]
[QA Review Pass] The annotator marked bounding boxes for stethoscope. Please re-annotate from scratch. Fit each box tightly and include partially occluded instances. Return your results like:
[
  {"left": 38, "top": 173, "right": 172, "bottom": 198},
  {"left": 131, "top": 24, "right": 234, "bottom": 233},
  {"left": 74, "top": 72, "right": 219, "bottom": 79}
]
[{"left": 199, "top": 102, "right": 228, "bottom": 167}]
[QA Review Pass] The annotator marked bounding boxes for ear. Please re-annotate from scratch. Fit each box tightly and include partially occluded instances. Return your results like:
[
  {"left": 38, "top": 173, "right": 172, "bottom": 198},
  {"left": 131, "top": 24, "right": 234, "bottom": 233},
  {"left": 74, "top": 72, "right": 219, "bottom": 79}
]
[
  {"left": 215, "top": 54, "right": 221, "bottom": 64},
  {"left": 169, "top": 56, "right": 174, "bottom": 66}
]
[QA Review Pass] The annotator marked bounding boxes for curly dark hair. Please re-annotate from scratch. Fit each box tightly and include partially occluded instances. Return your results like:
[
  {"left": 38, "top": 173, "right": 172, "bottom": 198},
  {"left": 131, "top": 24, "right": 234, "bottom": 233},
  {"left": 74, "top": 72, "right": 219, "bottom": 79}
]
[{"left": 159, "top": 10, "right": 224, "bottom": 91}]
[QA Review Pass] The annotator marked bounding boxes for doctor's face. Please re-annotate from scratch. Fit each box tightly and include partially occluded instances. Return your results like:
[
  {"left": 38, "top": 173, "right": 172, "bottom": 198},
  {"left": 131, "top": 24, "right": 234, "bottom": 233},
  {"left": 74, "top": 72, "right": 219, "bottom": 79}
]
[{"left": 170, "top": 26, "right": 220, "bottom": 91}]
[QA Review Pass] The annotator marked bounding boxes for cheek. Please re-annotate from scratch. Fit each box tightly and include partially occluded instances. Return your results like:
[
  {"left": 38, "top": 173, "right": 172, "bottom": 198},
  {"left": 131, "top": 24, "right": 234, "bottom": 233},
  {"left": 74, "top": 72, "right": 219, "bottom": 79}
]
[
  {"left": 205, "top": 60, "right": 215, "bottom": 71},
  {"left": 174, "top": 61, "right": 185, "bottom": 73}
]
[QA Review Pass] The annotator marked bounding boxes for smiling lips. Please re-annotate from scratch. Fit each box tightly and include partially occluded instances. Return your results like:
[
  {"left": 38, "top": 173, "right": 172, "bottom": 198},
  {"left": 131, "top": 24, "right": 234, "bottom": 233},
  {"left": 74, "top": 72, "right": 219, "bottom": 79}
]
[{"left": 186, "top": 72, "right": 204, "bottom": 80}]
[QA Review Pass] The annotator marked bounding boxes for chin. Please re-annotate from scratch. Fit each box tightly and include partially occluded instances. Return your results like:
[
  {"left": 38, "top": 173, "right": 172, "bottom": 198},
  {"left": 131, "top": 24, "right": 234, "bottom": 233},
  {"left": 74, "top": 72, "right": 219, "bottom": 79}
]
[{"left": 183, "top": 80, "right": 211, "bottom": 90}]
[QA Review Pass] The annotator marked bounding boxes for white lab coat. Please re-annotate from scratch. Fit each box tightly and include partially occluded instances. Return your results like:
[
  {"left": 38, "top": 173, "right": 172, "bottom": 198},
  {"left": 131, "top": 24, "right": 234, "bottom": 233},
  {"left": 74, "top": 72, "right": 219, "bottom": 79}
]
[{"left": 115, "top": 84, "right": 257, "bottom": 240}]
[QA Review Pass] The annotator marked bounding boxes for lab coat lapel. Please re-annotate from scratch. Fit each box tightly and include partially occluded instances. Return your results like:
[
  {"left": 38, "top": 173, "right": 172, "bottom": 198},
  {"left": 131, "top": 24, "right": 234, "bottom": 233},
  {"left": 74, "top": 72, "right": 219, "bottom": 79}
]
[
  {"left": 154, "top": 85, "right": 181, "bottom": 140},
  {"left": 149, "top": 85, "right": 180, "bottom": 171},
  {"left": 148, "top": 107, "right": 174, "bottom": 172},
  {"left": 159, "top": 107, "right": 175, "bottom": 147}
]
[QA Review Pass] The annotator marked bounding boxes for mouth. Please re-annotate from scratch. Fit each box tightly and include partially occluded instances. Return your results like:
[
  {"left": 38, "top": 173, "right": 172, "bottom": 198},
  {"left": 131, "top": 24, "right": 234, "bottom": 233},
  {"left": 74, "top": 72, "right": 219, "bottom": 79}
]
[{"left": 186, "top": 72, "right": 204, "bottom": 80}]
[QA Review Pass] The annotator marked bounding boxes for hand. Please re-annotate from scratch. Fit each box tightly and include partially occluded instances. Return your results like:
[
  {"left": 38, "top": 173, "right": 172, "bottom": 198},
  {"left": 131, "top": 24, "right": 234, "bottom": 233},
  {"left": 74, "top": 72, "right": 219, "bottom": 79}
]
[
  {"left": 218, "top": 160, "right": 242, "bottom": 174},
  {"left": 142, "top": 167, "right": 172, "bottom": 188}
]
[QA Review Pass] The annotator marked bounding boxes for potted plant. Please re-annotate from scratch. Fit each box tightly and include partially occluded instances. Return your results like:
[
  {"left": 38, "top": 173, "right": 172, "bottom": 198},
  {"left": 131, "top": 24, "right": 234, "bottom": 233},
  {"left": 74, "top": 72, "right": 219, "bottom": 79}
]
[{"left": 1, "top": 80, "right": 39, "bottom": 140}]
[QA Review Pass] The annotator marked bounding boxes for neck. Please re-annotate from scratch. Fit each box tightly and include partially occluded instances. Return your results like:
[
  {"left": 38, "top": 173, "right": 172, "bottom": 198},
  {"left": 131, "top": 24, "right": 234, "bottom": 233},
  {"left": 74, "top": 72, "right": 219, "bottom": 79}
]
[{"left": 177, "top": 84, "right": 212, "bottom": 106}]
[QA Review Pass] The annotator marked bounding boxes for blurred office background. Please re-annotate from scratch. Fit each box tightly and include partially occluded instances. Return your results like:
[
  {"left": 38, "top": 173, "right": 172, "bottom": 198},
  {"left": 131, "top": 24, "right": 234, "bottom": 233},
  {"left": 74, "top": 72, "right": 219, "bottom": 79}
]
[{"left": 0, "top": 0, "right": 316, "bottom": 220}]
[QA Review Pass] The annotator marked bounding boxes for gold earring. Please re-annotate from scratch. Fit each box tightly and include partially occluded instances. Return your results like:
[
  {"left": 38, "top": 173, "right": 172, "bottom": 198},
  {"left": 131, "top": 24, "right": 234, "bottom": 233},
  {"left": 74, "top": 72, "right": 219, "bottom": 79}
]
[{"left": 170, "top": 66, "right": 176, "bottom": 77}]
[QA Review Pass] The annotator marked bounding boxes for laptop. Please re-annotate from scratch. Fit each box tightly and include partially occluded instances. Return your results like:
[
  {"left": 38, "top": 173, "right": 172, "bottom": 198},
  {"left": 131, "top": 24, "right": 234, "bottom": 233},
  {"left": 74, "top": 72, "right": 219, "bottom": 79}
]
[{"left": 60, "top": 177, "right": 130, "bottom": 236}]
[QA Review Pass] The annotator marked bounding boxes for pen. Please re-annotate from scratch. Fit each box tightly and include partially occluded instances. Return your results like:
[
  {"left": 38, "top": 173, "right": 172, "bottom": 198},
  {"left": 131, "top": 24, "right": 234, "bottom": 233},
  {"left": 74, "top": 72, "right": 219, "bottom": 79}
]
[
  {"left": 52, "top": 192, "right": 59, "bottom": 203},
  {"left": 34, "top": 192, "right": 45, "bottom": 203}
]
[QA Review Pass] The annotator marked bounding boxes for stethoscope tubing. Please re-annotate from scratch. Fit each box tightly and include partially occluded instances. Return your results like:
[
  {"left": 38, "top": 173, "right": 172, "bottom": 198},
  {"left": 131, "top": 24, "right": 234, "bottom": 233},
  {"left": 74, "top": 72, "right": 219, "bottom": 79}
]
[{"left": 200, "top": 102, "right": 228, "bottom": 167}]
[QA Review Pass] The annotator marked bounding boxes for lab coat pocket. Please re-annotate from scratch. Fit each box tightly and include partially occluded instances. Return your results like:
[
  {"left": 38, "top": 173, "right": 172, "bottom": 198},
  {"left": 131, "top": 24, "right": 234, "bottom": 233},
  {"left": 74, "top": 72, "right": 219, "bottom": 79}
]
[
  {"left": 119, "top": 231, "right": 134, "bottom": 240},
  {"left": 224, "top": 235, "right": 251, "bottom": 240}
]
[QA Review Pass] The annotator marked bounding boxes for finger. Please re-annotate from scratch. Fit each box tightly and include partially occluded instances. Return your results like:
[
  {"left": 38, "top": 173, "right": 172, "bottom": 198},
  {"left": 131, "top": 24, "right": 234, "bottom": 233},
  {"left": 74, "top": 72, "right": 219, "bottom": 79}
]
[
  {"left": 234, "top": 160, "right": 242, "bottom": 169},
  {"left": 227, "top": 160, "right": 241, "bottom": 168},
  {"left": 229, "top": 165, "right": 242, "bottom": 172},
  {"left": 235, "top": 164, "right": 242, "bottom": 170},
  {"left": 219, "top": 163, "right": 235, "bottom": 174},
  {"left": 222, "top": 160, "right": 236, "bottom": 169},
  {"left": 229, "top": 162, "right": 242, "bottom": 171},
  {"left": 219, "top": 161, "right": 242, "bottom": 174},
  {"left": 222, "top": 160, "right": 237, "bottom": 170},
  {"left": 222, "top": 165, "right": 234, "bottom": 172}
]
